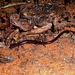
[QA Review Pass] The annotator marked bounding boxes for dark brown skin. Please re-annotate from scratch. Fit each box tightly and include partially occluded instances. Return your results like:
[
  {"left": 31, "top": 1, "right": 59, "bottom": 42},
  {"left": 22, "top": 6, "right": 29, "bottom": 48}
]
[{"left": 9, "top": 30, "right": 75, "bottom": 49}]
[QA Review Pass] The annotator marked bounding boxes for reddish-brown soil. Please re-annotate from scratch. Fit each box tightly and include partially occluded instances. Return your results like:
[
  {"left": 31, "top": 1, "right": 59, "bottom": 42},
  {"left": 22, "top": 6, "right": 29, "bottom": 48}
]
[
  {"left": 0, "top": 34, "right": 75, "bottom": 75},
  {"left": 0, "top": 3, "right": 75, "bottom": 75}
]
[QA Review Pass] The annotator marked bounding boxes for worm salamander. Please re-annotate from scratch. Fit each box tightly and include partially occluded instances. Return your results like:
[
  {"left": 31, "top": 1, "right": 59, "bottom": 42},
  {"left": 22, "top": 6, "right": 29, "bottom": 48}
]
[{"left": 9, "top": 30, "right": 75, "bottom": 49}]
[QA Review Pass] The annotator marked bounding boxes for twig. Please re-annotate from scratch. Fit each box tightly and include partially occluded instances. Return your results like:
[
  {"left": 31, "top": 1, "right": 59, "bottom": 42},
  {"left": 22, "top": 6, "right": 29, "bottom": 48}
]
[
  {"left": 0, "top": 2, "right": 26, "bottom": 9},
  {"left": 0, "top": 55, "right": 14, "bottom": 63},
  {"left": 10, "top": 14, "right": 52, "bottom": 33},
  {"left": 21, "top": 23, "right": 52, "bottom": 36},
  {"left": 7, "top": 29, "right": 19, "bottom": 39},
  {"left": 27, "top": 23, "right": 52, "bottom": 34},
  {"left": 10, "top": 15, "right": 29, "bottom": 31}
]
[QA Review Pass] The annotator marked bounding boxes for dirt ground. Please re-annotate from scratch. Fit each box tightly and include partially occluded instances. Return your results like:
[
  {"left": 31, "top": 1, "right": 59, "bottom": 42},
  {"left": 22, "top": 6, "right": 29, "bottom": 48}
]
[
  {"left": 0, "top": 34, "right": 75, "bottom": 75},
  {"left": 0, "top": 2, "right": 75, "bottom": 75}
]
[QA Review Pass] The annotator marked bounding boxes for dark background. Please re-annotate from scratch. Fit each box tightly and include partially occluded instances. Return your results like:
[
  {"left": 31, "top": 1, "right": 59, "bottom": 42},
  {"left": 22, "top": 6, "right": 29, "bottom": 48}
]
[{"left": 0, "top": 0, "right": 75, "bottom": 5}]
